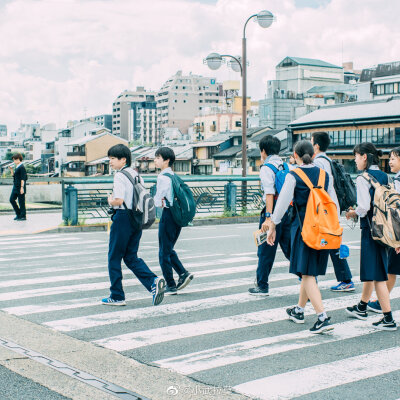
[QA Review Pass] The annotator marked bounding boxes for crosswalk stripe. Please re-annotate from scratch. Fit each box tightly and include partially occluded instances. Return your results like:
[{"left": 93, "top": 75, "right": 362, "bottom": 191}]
[
  {"left": 154, "top": 310, "right": 400, "bottom": 374},
  {"left": 0, "top": 239, "right": 103, "bottom": 250},
  {"left": 93, "top": 285, "right": 399, "bottom": 352},
  {"left": 233, "top": 347, "right": 400, "bottom": 400},
  {"left": 0, "top": 250, "right": 104, "bottom": 262}
]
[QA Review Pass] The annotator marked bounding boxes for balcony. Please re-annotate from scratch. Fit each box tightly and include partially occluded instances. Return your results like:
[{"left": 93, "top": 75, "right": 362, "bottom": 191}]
[{"left": 67, "top": 151, "right": 86, "bottom": 156}]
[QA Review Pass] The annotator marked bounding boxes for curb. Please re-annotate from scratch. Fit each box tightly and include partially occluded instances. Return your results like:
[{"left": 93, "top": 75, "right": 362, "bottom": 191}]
[{"left": 38, "top": 216, "right": 259, "bottom": 234}]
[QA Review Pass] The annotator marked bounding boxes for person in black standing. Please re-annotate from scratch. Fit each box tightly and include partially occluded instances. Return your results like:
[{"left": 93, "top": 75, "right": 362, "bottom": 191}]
[{"left": 9, "top": 153, "right": 27, "bottom": 221}]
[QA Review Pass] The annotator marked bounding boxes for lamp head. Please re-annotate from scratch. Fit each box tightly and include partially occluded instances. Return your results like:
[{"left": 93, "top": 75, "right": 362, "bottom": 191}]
[
  {"left": 229, "top": 57, "right": 242, "bottom": 73},
  {"left": 256, "top": 10, "right": 274, "bottom": 28},
  {"left": 205, "top": 53, "right": 223, "bottom": 70}
]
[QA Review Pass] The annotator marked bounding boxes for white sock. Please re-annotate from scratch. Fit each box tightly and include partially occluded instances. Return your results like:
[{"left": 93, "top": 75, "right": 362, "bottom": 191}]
[
  {"left": 295, "top": 305, "right": 304, "bottom": 313},
  {"left": 318, "top": 311, "right": 327, "bottom": 321}
]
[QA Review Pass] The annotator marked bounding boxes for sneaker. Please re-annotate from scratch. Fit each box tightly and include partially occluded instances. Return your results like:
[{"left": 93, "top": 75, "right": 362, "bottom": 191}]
[
  {"left": 248, "top": 287, "right": 269, "bottom": 296},
  {"left": 346, "top": 304, "right": 368, "bottom": 320},
  {"left": 310, "top": 317, "right": 334, "bottom": 334},
  {"left": 330, "top": 281, "right": 355, "bottom": 292},
  {"left": 286, "top": 306, "right": 305, "bottom": 324},
  {"left": 177, "top": 272, "right": 194, "bottom": 291},
  {"left": 13, "top": 216, "right": 20, "bottom": 220},
  {"left": 165, "top": 285, "right": 178, "bottom": 296},
  {"left": 17, "top": 217, "right": 26, "bottom": 221},
  {"left": 151, "top": 277, "right": 166, "bottom": 306},
  {"left": 372, "top": 317, "right": 397, "bottom": 331},
  {"left": 101, "top": 297, "right": 126, "bottom": 306},
  {"left": 367, "top": 300, "right": 383, "bottom": 314}
]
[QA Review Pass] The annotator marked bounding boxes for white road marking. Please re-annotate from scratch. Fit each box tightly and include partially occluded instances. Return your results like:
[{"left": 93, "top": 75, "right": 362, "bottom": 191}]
[{"left": 233, "top": 347, "right": 400, "bottom": 400}]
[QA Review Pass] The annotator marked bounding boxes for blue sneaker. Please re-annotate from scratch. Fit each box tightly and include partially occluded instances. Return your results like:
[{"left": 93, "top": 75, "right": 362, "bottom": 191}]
[
  {"left": 367, "top": 300, "right": 382, "bottom": 314},
  {"left": 101, "top": 297, "right": 126, "bottom": 306},
  {"left": 330, "top": 281, "right": 355, "bottom": 292},
  {"left": 151, "top": 277, "right": 166, "bottom": 306}
]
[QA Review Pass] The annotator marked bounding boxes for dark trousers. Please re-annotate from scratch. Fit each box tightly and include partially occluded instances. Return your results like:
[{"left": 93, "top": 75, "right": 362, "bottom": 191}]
[
  {"left": 256, "top": 210, "right": 291, "bottom": 290},
  {"left": 329, "top": 249, "right": 352, "bottom": 282},
  {"left": 108, "top": 210, "right": 157, "bottom": 301},
  {"left": 10, "top": 188, "right": 26, "bottom": 218},
  {"left": 158, "top": 208, "right": 187, "bottom": 288}
]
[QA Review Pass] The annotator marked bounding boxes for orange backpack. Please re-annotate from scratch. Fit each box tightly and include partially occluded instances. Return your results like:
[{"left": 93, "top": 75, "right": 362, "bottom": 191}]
[{"left": 293, "top": 168, "right": 343, "bottom": 250}]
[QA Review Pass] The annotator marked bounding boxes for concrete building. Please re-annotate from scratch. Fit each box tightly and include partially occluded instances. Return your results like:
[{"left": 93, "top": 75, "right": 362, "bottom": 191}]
[
  {"left": 10, "top": 123, "right": 40, "bottom": 144},
  {"left": 157, "top": 71, "right": 220, "bottom": 142},
  {"left": 81, "top": 114, "right": 112, "bottom": 131},
  {"left": 260, "top": 57, "right": 344, "bottom": 130},
  {"left": 0, "top": 137, "right": 15, "bottom": 161},
  {"left": 289, "top": 96, "right": 400, "bottom": 173},
  {"left": 65, "top": 131, "right": 127, "bottom": 177},
  {"left": 192, "top": 112, "right": 242, "bottom": 141},
  {"left": 112, "top": 88, "right": 157, "bottom": 143},
  {"left": 0, "top": 125, "right": 7, "bottom": 137}
]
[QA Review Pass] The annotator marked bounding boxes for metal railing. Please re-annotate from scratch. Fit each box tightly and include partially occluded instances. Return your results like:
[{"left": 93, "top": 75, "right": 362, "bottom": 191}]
[{"left": 61, "top": 175, "right": 262, "bottom": 225}]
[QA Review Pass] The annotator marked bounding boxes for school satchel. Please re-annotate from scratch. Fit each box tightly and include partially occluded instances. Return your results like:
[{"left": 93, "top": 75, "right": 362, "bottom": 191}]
[
  {"left": 119, "top": 170, "right": 156, "bottom": 230},
  {"left": 264, "top": 162, "right": 290, "bottom": 195},
  {"left": 293, "top": 168, "right": 343, "bottom": 250},
  {"left": 361, "top": 172, "right": 400, "bottom": 248},
  {"left": 319, "top": 155, "right": 357, "bottom": 212},
  {"left": 163, "top": 173, "right": 196, "bottom": 227}
]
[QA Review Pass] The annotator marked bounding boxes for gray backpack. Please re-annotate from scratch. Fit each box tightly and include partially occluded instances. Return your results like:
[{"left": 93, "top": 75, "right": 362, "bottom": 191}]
[{"left": 119, "top": 170, "right": 156, "bottom": 230}]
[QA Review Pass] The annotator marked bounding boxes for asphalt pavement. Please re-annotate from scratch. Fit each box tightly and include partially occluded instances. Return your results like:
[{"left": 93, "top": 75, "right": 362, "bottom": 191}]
[{"left": 0, "top": 220, "right": 399, "bottom": 399}]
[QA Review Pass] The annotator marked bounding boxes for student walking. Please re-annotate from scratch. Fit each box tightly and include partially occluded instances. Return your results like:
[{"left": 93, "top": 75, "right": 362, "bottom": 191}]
[
  {"left": 267, "top": 140, "right": 337, "bottom": 333},
  {"left": 249, "top": 135, "right": 291, "bottom": 296},
  {"left": 367, "top": 146, "right": 400, "bottom": 314},
  {"left": 345, "top": 143, "right": 397, "bottom": 331},
  {"left": 311, "top": 132, "right": 355, "bottom": 292},
  {"left": 154, "top": 147, "right": 193, "bottom": 295},
  {"left": 102, "top": 144, "right": 165, "bottom": 307},
  {"left": 9, "top": 153, "right": 27, "bottom": 221}
]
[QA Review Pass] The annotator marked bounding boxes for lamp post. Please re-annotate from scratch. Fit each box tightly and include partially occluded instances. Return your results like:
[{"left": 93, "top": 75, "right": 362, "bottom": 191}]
[{"left": 204, "top": 10, "right": 275, "bottom": 178}]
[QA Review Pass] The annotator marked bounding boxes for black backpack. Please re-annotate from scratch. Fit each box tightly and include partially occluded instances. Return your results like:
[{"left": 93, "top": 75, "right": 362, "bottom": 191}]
[
  {"left": 163, "top": 173, "right": 196, "bottom": 227},
  {"left": 319, "top": 155, "right": 357, "bottom": 212}
]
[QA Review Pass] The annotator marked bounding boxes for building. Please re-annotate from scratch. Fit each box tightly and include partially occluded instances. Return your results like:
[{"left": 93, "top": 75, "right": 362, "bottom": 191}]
[
  {"left": 112, "top": 88, "right": 157, "bottom": 143},
  {"left": 64, "top": 131, "right": 127, "bottom": 177},
  {"left": 260, "top": 57, "right": 344, "bottom": 130},
  {"left": 81, "top": 114, "right": 112, "bottom": 131},
  {"left": 192, "top": 112, "right": 242, "bottom": 141},
  {"left": 10, "top": 123, "right": 40, "bottom": 144},
  {"left": 157, "top": 71, "right": 220, "bottom": 141},
  {"left": 0, "top": 125, "right": 7, "bottom": 137},
  {"left": 289, "top": 96, "right": 400, "bottom": 173},
  {"left": 0, "top": 137, "right": 15, "bottom": 161}
]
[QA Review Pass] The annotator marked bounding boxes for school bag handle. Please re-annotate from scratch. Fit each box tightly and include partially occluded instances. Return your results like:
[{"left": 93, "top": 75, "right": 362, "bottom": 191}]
[{"left": 292, "top": 168, "right": 326, "bottom": 190}]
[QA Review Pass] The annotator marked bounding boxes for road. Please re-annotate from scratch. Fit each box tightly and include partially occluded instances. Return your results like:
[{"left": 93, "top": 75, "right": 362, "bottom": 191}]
[{"left": 0, "top": 221, "right": 399, "bottom": 399}]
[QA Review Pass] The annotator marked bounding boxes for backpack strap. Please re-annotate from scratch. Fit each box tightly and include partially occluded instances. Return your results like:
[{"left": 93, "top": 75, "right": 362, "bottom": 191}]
[
  {"left": 361, "top": 172, "right": 381, "bottom": 190},
  {"left": 264, "top": 163, "right": 279, "bottom": 175},
  {"left": 118, "top": 169, "right": 139, "bottom": 210},
  {"left": 292, "top": 168, "right": 326, "bottom": 190},
  {"left": 317, "top": 155, "right": 332, "bottom": 165}
]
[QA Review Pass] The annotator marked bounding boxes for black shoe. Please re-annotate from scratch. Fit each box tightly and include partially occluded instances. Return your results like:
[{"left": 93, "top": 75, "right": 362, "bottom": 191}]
[
  {"left": 346, "top": 304, "right": 368, "bottom": 320},
  {"left": 310, "top": 317, "right": 334, "bottom": 334},
  {"left": 165, "top": 285, "right": 178, "bottom": 295},
  {"left": 248, "top": 287, "right": 269, "bottom": 296},
  {"left": 372, "top": 317, "right": 397, "bottom": 331},
  {"left": 17, "top": 217, "right": 26, "bottom": 221},
  {"left": 14, "top": 216, "right": 20, "bottom": 220},
  {"left": 286, "top": 306, "right": 305, "bottom": 324},
  {"left": 177, "top": 272, "right": 193, "bottom": 291}
]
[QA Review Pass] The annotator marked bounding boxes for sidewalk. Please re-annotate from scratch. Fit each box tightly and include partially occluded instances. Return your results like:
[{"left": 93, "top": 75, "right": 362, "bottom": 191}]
[{"left": 0, "top": 212, "right": 63, "bottom": 236}]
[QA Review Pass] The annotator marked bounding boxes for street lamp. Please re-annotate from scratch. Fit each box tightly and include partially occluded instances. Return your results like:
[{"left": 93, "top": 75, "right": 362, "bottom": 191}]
[{"left": 204, "top": 10, "right": 275, "bottom": 178}]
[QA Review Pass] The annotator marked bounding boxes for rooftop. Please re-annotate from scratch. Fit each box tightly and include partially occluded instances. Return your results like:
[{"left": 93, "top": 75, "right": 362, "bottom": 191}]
[
  {"left": 67, "top": 132, "right": 126, "bottom": 146},
  {"left": 289, "top": 96, "right": 400, "bottom": 129},
  {"left": 213, "top": 145, "right": 242, "bottom": 159},
  {"left": 277, "top": 57, "right": 342, "bottom": 70}
]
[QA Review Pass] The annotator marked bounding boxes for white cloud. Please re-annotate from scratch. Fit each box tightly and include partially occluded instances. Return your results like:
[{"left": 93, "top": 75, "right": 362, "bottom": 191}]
[{"left": 0, "top": 0, "right": 399, "bottom": 132}]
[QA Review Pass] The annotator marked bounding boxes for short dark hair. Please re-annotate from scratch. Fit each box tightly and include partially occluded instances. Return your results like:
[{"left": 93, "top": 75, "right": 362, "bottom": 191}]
[
  {"left": 390, "top": 146, "right": 400, "bottom": 158},
  {"left": 294, "top": 140, "right": 314, "bottom": 165},
  {"left": 155, "top": 147, "right": 175, "bottom": 166},
  {"left": 107, "top": 144, "right": 131, "bottom": 166},
  {"left": 12, "top": 153, "right": 23, "bottom": 161},
  {"left": 259, "top": 135, "right": 281, "bottom": 155},
  {"left": 312, "top": 131, "right": 331, "bottom": 152},
  {"left": 353, "top": 142, "right": 382, "bottom": 169}
]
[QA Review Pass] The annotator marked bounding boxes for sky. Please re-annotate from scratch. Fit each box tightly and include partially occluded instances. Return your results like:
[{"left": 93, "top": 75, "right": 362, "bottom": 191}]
[{"left": 0, "top": 0, "right": 399, "bottom": 132}]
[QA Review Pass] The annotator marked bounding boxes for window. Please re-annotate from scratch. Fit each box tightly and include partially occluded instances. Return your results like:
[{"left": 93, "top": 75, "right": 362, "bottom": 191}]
[{"left": 395, "top": 128, "right": 400, "bottom": 143}]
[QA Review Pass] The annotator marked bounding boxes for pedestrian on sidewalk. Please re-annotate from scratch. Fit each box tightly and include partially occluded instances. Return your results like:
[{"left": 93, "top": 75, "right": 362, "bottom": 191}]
[
  {"left": 267, "top": 140, "right": 335, "bottom": 333},
  {"left": 9, "top": 153, "right": 27, "bottom": 221},
  {"left": 345, "top": 142, "right": 397, "bottom": 331},
  {"left": 102, "top": 144, "right": 165, "bottom": 307},
  {"left": 249, "top": 135, "right": 291, "bottom": 296},
  {"left": 311, "top": 132, "right": 355, "bottom": 292},
  {"left": 154, "top": 147, "right": 193, "bottom": 296}
]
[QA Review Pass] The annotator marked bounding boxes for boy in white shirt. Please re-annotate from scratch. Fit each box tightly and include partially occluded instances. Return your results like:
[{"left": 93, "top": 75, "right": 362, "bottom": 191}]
[{"left": 154, "top": 147, "right": 193, "bottom": 295}]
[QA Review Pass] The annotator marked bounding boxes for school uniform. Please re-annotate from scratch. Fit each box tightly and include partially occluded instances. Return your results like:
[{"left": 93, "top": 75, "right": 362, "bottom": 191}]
[
  {"left": 314, "top": 153, "right": 353, "bottom": 283},
  {"left": 272, "top": 164, "right": 335, "bottom": 278},
  {"left": 108, "top": 167, "right": 157, "bottom": 301},
  {"left": 388, "top": 172, "right": 400, "bottom": 275},
  {"left": 256, "top": 155, "right": 291, "bottom": 290},
  {"left": 10, "top": 163, "right": 27, "bottom": 219},
  {"left": 155, "top": 167, "right": 188, "bottom": 288},
  {"left": 355, "top": 166, "right": 388, "bottom": 282}
]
